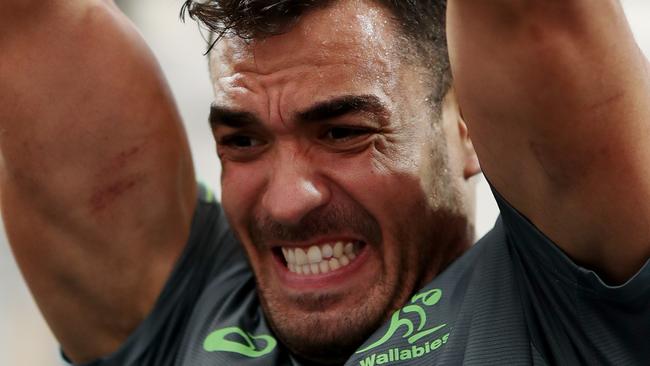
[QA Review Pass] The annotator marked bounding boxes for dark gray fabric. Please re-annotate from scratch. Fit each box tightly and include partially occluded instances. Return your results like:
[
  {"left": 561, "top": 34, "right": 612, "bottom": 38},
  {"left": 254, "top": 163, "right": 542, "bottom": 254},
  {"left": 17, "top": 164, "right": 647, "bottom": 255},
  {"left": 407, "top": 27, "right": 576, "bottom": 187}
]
[{"left": 346, "top": 191, "right": 650, "bottom": 366}]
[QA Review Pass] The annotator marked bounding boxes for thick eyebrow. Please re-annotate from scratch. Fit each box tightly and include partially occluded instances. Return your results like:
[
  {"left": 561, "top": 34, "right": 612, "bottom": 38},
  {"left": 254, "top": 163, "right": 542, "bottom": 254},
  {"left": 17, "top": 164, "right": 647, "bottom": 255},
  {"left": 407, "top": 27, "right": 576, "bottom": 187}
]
[
  {"left": 209, "top": 94, "right": 389, "bottom": 128},
  {"left": 297, "top": 95, "right": 389, "bottom": 124},
  {"left": 209, "top": 106, "right": 262, "bottom": 128}
]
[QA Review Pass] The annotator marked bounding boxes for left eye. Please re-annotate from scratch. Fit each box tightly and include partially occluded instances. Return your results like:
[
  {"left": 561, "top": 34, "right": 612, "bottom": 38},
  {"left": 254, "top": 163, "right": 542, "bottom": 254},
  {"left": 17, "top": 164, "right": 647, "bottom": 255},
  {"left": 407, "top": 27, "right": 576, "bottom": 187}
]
[{"left": 323, "top": 127, "right": 371, "bottom": 141}]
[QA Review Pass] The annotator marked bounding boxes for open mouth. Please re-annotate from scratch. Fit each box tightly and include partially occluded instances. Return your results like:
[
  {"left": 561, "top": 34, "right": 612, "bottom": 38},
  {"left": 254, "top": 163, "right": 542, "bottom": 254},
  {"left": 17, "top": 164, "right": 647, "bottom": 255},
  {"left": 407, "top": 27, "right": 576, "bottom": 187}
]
[{"left": 274, "top": 241, "right": 365, "bottom": 275}]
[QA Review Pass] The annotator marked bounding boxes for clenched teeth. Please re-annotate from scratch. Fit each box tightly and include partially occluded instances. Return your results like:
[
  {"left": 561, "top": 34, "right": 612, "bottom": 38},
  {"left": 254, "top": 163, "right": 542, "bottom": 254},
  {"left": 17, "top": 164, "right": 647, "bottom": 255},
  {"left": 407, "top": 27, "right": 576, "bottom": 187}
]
[{"left": 281, "top": 241, "right": 361, "bottom": 275}]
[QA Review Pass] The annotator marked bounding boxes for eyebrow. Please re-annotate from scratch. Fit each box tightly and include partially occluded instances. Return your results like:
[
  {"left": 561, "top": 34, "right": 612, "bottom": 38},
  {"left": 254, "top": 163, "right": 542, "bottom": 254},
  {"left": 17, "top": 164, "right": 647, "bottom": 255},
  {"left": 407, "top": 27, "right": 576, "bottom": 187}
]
[
  {"left": 297, "top": 95, "right": 389, "bottom": 124},
  {"left": 209, "top": 107, "right": 261, "bottom": 128},
  {"left": 209, "top": 94, "right": 388, "bottom": 128}
]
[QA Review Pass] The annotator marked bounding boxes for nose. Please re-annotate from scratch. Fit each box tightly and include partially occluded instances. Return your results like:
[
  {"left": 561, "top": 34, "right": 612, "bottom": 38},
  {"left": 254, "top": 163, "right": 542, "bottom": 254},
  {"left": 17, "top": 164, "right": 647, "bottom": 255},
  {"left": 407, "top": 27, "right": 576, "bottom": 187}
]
[{"left": 261, "top": 149, "right": 331, "bottom": 226}]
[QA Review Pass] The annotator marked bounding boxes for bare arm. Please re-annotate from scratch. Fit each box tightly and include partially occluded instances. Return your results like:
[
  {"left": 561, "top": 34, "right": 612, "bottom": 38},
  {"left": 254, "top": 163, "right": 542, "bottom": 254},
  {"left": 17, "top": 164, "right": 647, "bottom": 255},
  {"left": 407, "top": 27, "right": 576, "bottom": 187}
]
[
  {"left": 0, "top": 1, "right": 196, "bottom": 362},
  {"left": 448, "top": 1, "right": 650, "bottom": 283}
]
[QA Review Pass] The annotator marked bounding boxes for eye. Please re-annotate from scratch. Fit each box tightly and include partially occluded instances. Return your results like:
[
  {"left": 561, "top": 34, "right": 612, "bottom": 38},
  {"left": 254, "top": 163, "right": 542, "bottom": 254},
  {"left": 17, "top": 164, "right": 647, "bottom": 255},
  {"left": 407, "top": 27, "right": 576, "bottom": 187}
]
[
  {"left": 216, "top": 133, "right": 267, "bottom": 161},
  {"left": 323, "top": 126, "right": 371, "bottom": 141},
  {"left": 219, "top": 134, "right": 264, "bottom": 148},
  {"left": 318, "top": 125, "right": 376, "bottom": 152}
]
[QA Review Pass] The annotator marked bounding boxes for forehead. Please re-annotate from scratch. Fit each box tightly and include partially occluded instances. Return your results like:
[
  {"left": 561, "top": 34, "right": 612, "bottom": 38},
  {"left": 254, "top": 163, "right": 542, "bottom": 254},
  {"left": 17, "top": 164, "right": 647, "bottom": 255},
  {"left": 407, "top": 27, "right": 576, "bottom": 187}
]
[{"left": 208, "top": 0, "right": 407, "bottom": 114}]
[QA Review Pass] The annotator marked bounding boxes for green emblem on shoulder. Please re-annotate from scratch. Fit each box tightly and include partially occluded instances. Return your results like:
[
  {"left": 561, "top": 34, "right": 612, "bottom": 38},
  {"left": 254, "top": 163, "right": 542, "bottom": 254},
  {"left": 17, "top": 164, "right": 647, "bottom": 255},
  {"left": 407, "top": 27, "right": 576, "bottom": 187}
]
[{"left": 203, "top": 326, "right": 277, "bottom": 358}]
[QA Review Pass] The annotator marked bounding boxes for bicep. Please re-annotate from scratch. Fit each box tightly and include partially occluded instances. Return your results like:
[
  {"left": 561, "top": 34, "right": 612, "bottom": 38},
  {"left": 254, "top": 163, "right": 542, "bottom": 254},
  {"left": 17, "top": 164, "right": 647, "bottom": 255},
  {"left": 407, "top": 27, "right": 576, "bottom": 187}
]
[
  {"left": 0, "top": 2, "right": 196, "bottom": 362},
  {"left": 448, "top": 1, "right": 650, "bottom": 245}
]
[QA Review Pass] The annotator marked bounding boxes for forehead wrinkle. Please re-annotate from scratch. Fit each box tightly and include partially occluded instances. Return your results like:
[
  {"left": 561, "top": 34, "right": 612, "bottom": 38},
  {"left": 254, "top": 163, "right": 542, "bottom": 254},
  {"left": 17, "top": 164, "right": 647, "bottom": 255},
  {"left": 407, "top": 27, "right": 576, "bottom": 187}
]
[
  {"left": 210, "top": 35, "right": 385, "bottom": 91},
  {"left": 276, "top": 74, "right": 293, "bottom": 130},
  {"left": 215, "top": 58, "right": 390, "bottom": 110},
  {"left": 212, "top": 74, "right": 271, "bottom": 131},
  {"left": 225, "top": 43, "right": 387, "bottom": 78}
]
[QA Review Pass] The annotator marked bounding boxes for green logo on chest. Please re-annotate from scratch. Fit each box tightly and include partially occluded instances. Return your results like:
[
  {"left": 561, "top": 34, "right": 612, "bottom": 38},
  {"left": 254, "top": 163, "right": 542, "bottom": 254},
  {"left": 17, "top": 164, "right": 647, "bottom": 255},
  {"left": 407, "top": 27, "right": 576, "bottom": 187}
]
[{"left": 204, "top": 326, "right": 277, "bottom": 358}]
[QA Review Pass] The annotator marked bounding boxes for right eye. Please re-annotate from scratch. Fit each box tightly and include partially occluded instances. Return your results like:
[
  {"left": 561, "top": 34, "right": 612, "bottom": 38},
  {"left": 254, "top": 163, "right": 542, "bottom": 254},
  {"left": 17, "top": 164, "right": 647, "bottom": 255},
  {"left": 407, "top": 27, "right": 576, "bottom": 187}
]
[
  {"left": 217, "top": 133, "right": 267, "bottom": 161},
  {"left": 219, "top": 135, "right": 264, "bottom": 148}
]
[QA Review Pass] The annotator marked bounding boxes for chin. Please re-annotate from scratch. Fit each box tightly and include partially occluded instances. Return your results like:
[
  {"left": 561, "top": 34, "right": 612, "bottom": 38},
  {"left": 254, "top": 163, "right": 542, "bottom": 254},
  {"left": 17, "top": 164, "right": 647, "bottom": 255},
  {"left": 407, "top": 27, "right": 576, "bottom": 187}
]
[{"left": 257, "top": 288, "right": 393, "bottom": 365}]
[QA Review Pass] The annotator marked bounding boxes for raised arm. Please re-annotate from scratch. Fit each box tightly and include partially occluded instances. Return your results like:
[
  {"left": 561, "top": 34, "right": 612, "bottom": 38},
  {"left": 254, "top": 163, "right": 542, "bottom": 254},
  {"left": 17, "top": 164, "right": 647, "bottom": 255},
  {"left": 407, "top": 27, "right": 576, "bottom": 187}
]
[
  {"left": 447, "top": 1, "right": 650, "bottom": 283},
  {"left": 0, "top": 1, "right": 196, "bottom": 362}
]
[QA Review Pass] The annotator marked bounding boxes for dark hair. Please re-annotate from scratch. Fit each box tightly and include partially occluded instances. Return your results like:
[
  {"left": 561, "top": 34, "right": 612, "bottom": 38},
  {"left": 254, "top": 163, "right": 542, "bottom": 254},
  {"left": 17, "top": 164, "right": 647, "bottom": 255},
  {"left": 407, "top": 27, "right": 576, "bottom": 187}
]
[{"left": 181, "top": 0, "right": 451, "bottom": 112}]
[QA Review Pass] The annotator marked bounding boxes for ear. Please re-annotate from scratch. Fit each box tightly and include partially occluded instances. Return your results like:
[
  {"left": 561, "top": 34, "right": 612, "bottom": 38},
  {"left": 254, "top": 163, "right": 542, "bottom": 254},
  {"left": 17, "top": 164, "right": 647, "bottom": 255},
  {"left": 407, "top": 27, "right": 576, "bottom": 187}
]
[
  {"left": 458, "top": 110, "right": 481, "bottom": 179},
  {"left": 446, "top": 89, "right": 481, "bottom": 180}
]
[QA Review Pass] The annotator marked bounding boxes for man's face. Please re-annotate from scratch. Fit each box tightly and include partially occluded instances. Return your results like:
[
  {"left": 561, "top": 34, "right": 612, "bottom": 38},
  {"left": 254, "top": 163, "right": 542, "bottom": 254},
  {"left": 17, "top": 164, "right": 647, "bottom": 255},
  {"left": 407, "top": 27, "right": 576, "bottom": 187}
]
[{"left": 209, "top": 0, "right": 479, "bottom": 363}]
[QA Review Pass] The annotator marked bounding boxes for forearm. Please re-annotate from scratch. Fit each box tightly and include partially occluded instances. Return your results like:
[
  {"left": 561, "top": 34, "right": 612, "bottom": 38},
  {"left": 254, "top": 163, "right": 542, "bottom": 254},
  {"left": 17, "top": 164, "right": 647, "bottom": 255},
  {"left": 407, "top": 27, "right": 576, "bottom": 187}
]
[{"left": 448, "top": 0, "right": 650, "bottom": 282}]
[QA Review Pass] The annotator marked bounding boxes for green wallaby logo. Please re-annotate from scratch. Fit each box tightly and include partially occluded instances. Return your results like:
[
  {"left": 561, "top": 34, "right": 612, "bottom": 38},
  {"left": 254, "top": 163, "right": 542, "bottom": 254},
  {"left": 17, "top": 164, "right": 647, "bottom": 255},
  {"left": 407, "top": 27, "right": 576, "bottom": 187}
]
[
  {"left": 356, "top": 288, "right": 446, "bottom": 354},
  {"left": 203, "top": 326, "right": 277, "bottom": 358}
]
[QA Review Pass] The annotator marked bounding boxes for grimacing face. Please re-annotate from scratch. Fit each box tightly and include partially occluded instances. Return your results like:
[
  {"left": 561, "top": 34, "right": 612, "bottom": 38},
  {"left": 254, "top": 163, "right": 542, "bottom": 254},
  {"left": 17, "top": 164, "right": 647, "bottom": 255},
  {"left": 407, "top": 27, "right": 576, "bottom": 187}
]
[{"left": 209, "top": 0, "right": 479, "bottom": 363}]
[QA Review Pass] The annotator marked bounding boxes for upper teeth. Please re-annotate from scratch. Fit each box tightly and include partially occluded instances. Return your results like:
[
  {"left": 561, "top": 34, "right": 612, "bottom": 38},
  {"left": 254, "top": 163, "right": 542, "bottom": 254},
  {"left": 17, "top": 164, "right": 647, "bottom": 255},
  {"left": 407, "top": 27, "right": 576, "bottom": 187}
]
[{"left": 281, "top": 241, "right": 360, "bottom": 275}]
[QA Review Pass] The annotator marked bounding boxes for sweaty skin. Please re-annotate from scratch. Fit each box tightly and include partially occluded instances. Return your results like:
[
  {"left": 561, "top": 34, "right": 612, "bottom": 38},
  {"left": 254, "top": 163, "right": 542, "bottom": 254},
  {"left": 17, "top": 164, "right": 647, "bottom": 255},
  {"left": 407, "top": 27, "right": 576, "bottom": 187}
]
[{"left": 209, "top": 0, "right": 479, "bottom": 363}]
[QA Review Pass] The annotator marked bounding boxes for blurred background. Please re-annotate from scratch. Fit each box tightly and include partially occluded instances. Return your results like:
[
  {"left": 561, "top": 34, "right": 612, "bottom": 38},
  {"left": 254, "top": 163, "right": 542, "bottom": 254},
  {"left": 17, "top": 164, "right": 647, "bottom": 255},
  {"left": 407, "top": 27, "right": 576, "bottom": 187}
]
[{"left": 2, "top": 0, "right": 650, "bottom": 364}]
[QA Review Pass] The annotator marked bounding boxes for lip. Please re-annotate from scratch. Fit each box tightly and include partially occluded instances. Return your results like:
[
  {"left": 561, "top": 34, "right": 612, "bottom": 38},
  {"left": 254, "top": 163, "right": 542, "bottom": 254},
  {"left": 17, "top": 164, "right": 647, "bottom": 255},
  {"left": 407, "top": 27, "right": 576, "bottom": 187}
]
[{"left": 273, "top": 242, "right": 371, "bottom": 290}]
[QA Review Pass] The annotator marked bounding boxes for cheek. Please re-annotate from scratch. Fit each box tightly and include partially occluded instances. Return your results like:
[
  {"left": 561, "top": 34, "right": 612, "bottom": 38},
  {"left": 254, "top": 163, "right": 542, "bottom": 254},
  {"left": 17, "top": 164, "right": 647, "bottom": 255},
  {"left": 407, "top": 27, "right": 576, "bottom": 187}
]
[
  {"left": 352, "top": 141, "right": 436, "bottom": 231},
  {"left": 220, "top": 161, "right": 267, "bottom": 228},
  {"left": 334, "top": 133, "right": 429, "bottom": 194},
  {"left": 323, "top": 144, "right": 430, "bottom": 232},
  {"left": 220, "top": 161, "right": 273, "bottom": 276}
]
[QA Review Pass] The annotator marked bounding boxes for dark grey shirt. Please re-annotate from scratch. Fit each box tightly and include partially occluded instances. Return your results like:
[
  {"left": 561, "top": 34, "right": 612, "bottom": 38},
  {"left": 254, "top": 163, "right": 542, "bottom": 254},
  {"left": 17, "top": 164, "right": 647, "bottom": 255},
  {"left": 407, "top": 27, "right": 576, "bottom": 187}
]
[{"left": 68, "top": 188, "right": 650, "bottom": 365}]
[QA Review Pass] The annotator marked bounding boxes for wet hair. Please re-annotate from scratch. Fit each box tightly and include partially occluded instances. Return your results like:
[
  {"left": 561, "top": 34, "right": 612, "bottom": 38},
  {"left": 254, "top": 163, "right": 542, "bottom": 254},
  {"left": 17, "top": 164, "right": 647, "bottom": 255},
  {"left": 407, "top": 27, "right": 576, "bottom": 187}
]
[{"left": 180, "top": 0, "right": 451, "bottom": 112}]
